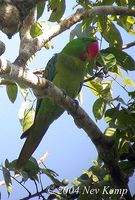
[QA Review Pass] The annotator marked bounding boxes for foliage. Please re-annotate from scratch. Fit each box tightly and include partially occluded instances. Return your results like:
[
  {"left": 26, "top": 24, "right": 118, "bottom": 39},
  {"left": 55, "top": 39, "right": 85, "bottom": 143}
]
[
  {"left": 1, "top": 158, "right": 70, "bottom": 200},
  {"left": 0, "top": 0, "right": 135, "bottom": 199}
]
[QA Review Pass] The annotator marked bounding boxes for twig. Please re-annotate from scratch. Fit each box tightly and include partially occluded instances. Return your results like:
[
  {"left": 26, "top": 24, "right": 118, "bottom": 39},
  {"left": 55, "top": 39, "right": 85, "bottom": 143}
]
[
  {"left": 12, "top": 176, "right": 31, "bottom": 196},
  {"left": 84, "top": 68, "right": 104, "bottom": 83},
  {"left": 122, "top": 41, "right": 135, "bottom": 50},
  {"left": 0, "top": 79, "right": 16, "bottom": 85},
  {"left": 109, "top": 73, "right": 129, "bottom": 93},
  {"left": 20, "top": 186, "right": 51, "bottom": 200},
  {"left": 32, "top": 69, "right": 45, "bottom": 75}
]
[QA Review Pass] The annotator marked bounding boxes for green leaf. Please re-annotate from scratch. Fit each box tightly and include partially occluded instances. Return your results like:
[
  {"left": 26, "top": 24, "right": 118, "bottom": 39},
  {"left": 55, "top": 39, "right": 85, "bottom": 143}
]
[
  {"left": 97, "top": 53, "right": 118, "bottom": 74},
  {"left": 98, "top": 18, "right": 123, "bottom": 48},
  {"left": 116, "top": 0, "right": 130, "bottom": 6},
  {"left": 104, "top": 127, "right": 116, "bottom": 136},
  {"left": 101, "top": 47, "right": 135, "bottom": 71},
  {"left": 23, "top": 159, "right": 40, "bottom": 181},
  {"left": 5, "top": 159, "right": 10, "bottom": 169},
  {"left": 128, "top": 0, "right": 135, "bottom": 6},
  {"left": 106, "top": 108, "right": 135, "bottom": 131},
  {"left": 87, "top": 80, "right": 103, "bottom": 97},
  {"left": 124, "top": 77, "right": 135, "bottom": 87},
  {"left": 37, "top": 0, "right": 46, "bottom": 20},
  {"left": 70, "top": 22, "right": 95, "bottom": 40},
  {"left": 18, "top": 100, "right": 33, "bottom": 124},
  {"left": 128, "top": 91, "right": 135, "bottom": 98},
  {"left": 116, "top": 16, "right": 135, "bottom": 34},
  {"left": 92, "top": 174, "right": 99, "bottom": 182},
  {"left": 87, "top": 59, "right": 97, "bottom": 75},
  {"left": 42, "top": 168, "right": 62, "bottom": 186},
  {"left": 49, "top": 0, "right": 65, "bottom": 22},
  {"left": 6, "top": 160, "right": 17, "bottom": 171},
  {"left": 118, "top": 139, "right": 129, "bottom": 157},
  {"left": 119, "top": 161, "right": 135, "bottom": 176},
  {"left": 102, "top": 0, "right": 115, "bottom": 4},
  {"left": 6, "top": 84, "right": 18, "bottom": 103},
  {"left": 105, "top": 107, "right": 119, "bottom": 124},
  {"left": 101, "top": 81, "right": 112, "bottom": 101},
  {"left": 22, "top": 108, "right": 35, "bottom": 132},
  {"left": 30, "top": 23, "right": 43, "bottom": 38},
  {"left": 103, "top": 174, "right": 111, "bottom": 182},
  {"left": 93, "top": 98, "right": 106, "bottom": 120},
  {"left": 18, "top": 85, "right": 28, "bottom": 99},
  {"left": 117, "top": 110, "right": 135, "bottom": 129},
  {"left": 21, "top": 171, "right": 29, "bottom": 182},
  {"left": 2, "top": 166, "right": 12, "bottom": 196},
  {"left": 76, "top": 0, "right": 93, "bottom": 8},
  {"left": 100, "top": 53, "right": 116, "bottom": 68},
  {"left": 29, "top": 157, "right": 39, "bottom": 168}
]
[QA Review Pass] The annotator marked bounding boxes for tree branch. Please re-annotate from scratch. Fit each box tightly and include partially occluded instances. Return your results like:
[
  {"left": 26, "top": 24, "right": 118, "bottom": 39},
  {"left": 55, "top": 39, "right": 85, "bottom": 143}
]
[
  {"left": 14, "top": 6, "right": 135, "bottom": 66},
  {"left": 0, "top": 57, "right": 105, "bottom": 142},
  {"left": 0, "top": 40, "right": 5, "bottom": 56},
  {"left": 122, "top": 41, "right": 135, "bottom": 50},
  {"left": 0, "top": 57, "right": 133, "bottom": 199}
]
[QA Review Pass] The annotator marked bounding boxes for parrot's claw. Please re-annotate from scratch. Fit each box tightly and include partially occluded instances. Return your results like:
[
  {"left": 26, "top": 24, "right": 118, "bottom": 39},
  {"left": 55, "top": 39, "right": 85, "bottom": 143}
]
[
  {"left": 66, "top": 99, "right": 79, "bottom": 115},
  {"left": 66, "top": 98, "right": 79, "bottom": 116},
  {"left": 72, "top": 99, "right": 83, "bottom": 128},
  {"left": 73, "top": 99, "right": 79, "bottom": 112},
  {"left": 62, "top": 90, "right": 67, "bottom": 98}
]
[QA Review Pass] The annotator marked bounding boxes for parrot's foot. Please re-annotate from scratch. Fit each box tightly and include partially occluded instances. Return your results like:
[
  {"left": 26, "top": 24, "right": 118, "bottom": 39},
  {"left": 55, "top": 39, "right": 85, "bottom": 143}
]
[
  {"left": 73, "top": 99, "right": 84, "bottom": 128},
  {"left": 62, "top": 90, "right": 67, "bottom": 98},
  {"left": 66, "top": 99, "right": 79, "bottom": 115},
  {"left": 73, "top": 99, "right": 79, "bottom": 112}
]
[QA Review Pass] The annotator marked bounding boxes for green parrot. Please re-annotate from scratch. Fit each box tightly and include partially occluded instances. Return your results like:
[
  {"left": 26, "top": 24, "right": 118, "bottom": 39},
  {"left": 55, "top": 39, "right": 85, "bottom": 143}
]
[{"left": 16, "top": 37, "right": 99, "bottom": 169}]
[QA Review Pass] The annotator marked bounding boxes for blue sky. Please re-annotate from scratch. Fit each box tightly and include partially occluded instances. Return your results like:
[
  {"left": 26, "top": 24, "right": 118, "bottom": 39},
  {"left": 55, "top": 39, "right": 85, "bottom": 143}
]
[{"left": 0, "top": 1, "right": 135, "bottom": 199}]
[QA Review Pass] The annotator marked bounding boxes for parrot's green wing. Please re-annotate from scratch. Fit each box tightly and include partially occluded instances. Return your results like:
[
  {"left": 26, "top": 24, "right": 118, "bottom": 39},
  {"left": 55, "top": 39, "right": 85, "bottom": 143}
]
[
  {"left": 44, "top": 54, "right": 57, "bottom": 81},
  {"left": 35, "top": 54, "right": 58, "bottom": 116},
  {"left": 21, "top": 54, "right": 58, "bottom": 139}
]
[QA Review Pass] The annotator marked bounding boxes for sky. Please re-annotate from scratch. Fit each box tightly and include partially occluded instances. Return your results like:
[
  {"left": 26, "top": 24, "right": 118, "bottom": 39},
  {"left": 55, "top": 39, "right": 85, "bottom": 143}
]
[{"left": 0, "top": 1, "right": 135, "bottom": 199}]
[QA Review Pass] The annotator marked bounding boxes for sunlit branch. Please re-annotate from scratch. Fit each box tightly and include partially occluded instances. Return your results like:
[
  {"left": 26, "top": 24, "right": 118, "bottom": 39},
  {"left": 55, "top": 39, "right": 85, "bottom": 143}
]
[
  {"left": 14, "top": 6, "right": 135, "bottom": 66},
  {"left": 122, "top": 41, "right": 135, "bottom": 50}
]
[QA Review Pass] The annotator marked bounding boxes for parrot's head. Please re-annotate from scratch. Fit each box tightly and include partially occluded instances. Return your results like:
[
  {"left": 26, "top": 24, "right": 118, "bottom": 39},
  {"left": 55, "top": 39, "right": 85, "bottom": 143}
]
[
  {"left": 79, "top": 38, "right": 99, "bottom": 61},
  {"left": 80, "top": 41, "right": 99, "bottom": 61},
  {"left": 62, "top": 37, "right": 99, "bottom": 62}
]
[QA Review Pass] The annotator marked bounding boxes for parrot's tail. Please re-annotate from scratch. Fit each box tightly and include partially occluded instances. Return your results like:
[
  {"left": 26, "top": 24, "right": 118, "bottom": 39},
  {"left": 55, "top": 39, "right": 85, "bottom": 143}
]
[{"left": 16, "top": 125, "right": 49, "bottom": 170}]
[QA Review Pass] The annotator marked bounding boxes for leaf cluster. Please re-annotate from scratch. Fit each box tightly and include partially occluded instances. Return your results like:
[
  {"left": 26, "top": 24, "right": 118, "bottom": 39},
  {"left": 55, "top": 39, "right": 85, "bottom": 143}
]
[{"left": 1, "top": 158, "right": 71, "bottom": 199}]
